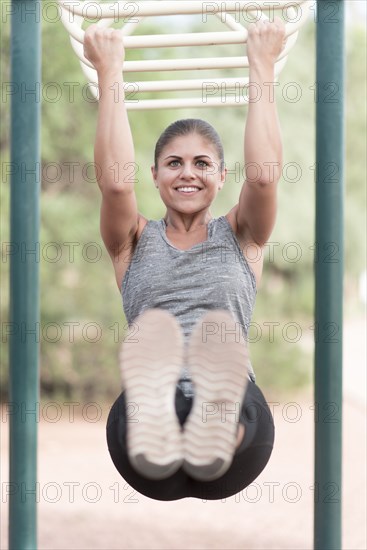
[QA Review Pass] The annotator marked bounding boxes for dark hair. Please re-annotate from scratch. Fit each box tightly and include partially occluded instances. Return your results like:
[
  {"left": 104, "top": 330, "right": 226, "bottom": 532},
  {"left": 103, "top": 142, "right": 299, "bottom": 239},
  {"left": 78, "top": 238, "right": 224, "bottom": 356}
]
[{"left": 154, "top": 119, "right": 225, "bottom": 170}]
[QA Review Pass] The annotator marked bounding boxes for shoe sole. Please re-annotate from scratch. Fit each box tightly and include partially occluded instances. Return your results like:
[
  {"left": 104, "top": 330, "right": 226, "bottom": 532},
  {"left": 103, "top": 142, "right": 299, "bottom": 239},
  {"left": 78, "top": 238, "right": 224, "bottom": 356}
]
[
  {"left": 183, "top": 310, "right": 249, "bottom": 481},
  {"left": 120, "top": 309, "right": 184, "bottom": 480}
]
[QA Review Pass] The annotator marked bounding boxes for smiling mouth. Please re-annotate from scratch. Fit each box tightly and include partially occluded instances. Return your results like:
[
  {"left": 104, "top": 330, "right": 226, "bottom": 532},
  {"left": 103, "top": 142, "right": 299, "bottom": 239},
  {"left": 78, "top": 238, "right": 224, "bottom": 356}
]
[{"left": 175, "top": 186, "right": 202, "bottom": 193}]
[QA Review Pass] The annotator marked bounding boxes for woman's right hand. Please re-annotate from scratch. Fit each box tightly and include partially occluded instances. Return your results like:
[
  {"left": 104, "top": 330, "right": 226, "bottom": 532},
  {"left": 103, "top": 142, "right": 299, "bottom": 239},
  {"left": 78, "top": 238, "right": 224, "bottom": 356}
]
[{"left": 84, "top": 24, "right": 125, "bottom": 74}]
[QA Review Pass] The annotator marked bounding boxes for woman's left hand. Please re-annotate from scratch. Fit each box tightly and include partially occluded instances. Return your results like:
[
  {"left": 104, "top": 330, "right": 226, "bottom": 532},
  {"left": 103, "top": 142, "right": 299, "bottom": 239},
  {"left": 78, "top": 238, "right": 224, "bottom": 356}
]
[{"left": 247, "top": 16, "right": 286, "bottom": 69}]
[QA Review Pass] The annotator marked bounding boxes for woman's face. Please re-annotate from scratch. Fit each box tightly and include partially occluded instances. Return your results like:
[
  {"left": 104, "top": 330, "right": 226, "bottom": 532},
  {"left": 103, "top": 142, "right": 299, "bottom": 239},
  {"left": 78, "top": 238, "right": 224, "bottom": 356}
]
[{"left": 151, "top": 133, "right": 226, "bottom": 214}]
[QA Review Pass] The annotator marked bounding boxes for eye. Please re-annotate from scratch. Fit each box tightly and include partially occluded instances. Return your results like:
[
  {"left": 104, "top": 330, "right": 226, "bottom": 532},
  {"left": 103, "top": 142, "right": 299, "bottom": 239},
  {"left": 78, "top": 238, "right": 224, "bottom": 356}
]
[
  {"left": 196, "top": 159, "right": 209, "bottom": 168},
  {"left": 168, "top": 160, "right": 180, "bottom": 167}
]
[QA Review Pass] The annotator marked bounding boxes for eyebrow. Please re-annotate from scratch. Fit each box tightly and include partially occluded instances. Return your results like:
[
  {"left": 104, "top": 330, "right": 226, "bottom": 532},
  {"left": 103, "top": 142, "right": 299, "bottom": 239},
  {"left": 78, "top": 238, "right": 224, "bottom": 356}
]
[{"left": 163, "top": 154, "right": 212, "bottom": 160}]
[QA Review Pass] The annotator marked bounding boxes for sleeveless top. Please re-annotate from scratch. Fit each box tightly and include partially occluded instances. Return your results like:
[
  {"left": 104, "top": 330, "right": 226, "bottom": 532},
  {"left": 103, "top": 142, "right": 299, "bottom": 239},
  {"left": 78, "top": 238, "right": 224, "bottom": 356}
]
[{"left": 121, "top": 216, "right": 257, "bottom": 397}]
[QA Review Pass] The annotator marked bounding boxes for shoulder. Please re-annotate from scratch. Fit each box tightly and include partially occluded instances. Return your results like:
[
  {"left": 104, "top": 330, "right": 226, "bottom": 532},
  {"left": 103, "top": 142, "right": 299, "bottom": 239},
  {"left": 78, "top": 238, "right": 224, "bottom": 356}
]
[
  {"left": 225, "top": 205, "right": 252, "bottom": 249},
  {"left": 225, "top": 206, "right": 264, "bottom": 287},
  {"left": 112, "top": 214, "right": 151, "bottom": 289},
  {"left": 135, "top": 214, "right": 151, "bottom": 240}
]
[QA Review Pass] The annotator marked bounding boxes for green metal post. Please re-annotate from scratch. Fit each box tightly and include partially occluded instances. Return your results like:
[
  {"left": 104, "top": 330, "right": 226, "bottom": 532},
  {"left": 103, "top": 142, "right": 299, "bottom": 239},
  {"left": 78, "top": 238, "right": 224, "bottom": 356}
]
[
  {"left": 314, "top": 1, "right": 344, "bottom": 549},
  {"left": 9, "top": 1, "right": 41, "bottom": 548}
]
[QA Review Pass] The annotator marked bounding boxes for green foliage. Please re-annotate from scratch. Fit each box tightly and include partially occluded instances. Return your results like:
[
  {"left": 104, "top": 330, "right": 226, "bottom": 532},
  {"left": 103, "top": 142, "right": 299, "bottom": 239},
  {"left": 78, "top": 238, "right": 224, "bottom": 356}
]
[{"left": 1, "top": 10, "right": 366, "bottom": 401}]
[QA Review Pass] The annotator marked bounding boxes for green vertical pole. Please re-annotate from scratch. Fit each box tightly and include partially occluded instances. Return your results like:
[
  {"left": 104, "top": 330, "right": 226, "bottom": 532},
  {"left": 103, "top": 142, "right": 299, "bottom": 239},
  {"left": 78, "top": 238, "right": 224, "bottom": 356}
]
[
  {"left": 314, "top": 1, "right": 344, "bottom": 549},
  {"left": 9, "top": 1, "right": 41, "bottom": 548}
]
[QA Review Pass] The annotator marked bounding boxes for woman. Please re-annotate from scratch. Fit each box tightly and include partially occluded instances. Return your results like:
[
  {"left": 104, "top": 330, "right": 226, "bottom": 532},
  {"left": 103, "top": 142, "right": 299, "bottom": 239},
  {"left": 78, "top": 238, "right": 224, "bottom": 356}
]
[{"left": 84, "top": 17, "right": 285, "bottom": 501}]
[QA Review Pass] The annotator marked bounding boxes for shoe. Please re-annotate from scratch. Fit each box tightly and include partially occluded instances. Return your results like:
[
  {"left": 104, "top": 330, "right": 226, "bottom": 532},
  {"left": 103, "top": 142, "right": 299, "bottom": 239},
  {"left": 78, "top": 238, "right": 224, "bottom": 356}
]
[
  {"left": 119, "top": 309, "right": 184, "bottom": 480},
  {"left": 182, "top": 310, "right": 249, "bottom": 481}
]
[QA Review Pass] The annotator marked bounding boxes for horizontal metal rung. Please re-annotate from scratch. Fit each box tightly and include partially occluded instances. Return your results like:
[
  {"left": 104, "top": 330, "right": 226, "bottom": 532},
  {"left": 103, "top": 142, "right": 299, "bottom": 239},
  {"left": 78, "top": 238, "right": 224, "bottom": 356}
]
[
  {"left": 59, "top": 0, "right": 310, "bottom": 18},
  {"left": 125, "top": 96, "right": 250, "bottom": 110},
  {"left": 123, "top": 77, "right": 249, "bottom": 93}
]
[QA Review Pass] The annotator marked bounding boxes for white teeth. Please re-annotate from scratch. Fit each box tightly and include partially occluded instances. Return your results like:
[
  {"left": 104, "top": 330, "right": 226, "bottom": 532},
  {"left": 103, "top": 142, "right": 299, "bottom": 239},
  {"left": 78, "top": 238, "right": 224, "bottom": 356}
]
[{"left": 176, "top": 187, "right": 200, "bottom": 193}]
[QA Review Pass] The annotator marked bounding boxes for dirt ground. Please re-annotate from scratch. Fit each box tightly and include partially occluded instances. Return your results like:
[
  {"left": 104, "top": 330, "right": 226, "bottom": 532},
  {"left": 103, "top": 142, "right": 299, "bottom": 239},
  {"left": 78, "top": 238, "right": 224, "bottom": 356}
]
[{"left": 1, "top": 317, "right": 366, "bottom": 549}]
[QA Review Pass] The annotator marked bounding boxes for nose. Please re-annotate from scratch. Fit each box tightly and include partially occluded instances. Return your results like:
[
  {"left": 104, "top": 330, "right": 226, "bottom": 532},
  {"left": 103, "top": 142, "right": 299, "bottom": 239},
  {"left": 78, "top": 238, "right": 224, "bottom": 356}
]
[{"left": 180, "top": 162, "right": 196, "bottom": 180}]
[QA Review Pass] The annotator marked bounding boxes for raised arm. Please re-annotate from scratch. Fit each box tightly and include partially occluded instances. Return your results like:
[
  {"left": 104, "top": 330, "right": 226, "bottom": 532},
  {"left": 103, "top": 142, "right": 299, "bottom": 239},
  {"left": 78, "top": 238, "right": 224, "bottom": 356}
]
[
  {"left": 235, "top": 17, "right": 285, "bottom": 247},
  {"left": 84, "top": 26, "right": 139, "bottom": 258}
]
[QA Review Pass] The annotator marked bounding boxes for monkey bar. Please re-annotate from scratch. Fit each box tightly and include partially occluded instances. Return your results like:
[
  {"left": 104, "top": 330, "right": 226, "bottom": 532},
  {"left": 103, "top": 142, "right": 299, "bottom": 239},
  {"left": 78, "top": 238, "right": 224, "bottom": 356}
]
[{"left": 58, "top": 0, "right": 312, "bottom": 108}]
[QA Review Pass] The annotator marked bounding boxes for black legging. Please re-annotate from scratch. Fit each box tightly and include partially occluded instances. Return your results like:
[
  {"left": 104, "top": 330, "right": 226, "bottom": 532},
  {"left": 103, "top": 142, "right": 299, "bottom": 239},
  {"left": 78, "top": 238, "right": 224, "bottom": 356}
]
[{"left": 106, "top": 380, "right": 275, "bottom": 501}]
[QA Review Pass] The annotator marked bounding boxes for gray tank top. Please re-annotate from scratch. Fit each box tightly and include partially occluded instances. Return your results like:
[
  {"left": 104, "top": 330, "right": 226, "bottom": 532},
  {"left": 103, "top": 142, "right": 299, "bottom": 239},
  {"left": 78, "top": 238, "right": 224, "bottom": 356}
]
[{"left": 121, "top": 216, "right": 257, "bottom": 397}]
